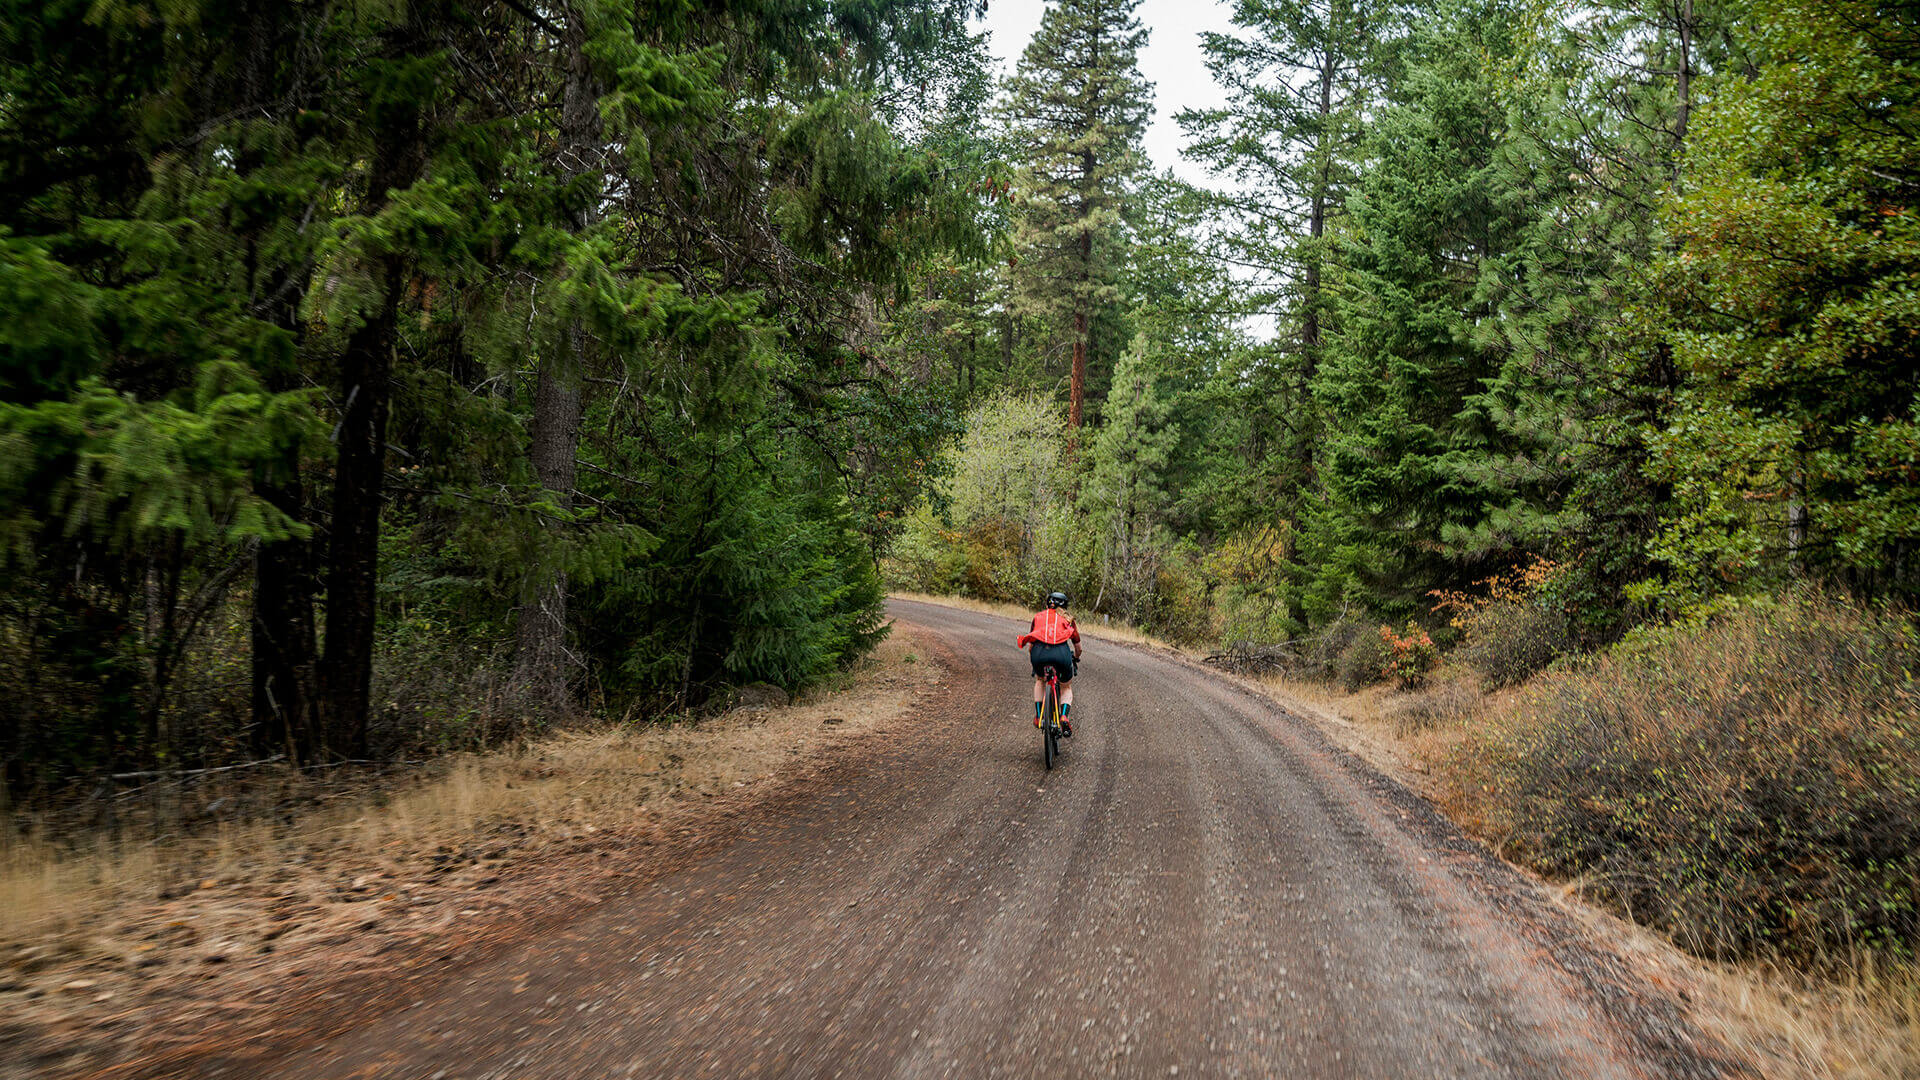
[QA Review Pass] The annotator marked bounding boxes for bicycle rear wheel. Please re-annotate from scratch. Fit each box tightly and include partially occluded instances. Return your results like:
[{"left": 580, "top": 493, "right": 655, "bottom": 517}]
[{"left": 1042, "top": 677, "right": 1059, "bottom": 770}]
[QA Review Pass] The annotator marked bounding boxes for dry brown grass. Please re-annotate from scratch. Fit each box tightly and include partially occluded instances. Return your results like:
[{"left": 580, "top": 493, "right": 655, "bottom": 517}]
[
  {"left": 1695, "top": 955, "right": 1920, "bottom": 1079},
  {"left": 1548, "top": 880, "right": 1920, "bottom": 1080},
  {"left": 1377, "top": 676, "right": 1481, "bottom": 734}
]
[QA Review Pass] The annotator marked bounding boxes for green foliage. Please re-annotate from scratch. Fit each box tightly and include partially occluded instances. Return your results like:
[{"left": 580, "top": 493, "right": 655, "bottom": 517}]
[
  {"left": 0, "top": 373, "right": 317, "bottom": 561},
  {"left": 1335, "top": 622, "right": 1388, "bottom": 691},
  {"left": 883, "top": 392, "right": 1101, "bottom": 603},
  {"left": 1203, "top": 526, "right": 1298, "bottom": 644},
  {"left": 0, "top": 0, "right": 988, "bottom": 796},
  {"left": 1307, "top": 0, "right": 1528, "bottom": 617},
  {"left": 1455, "top": 601, "right": 1572, "bottom": 690},
  {"left": 574, "top": 427, "right": 887, "bottom": 709},
  {"left": 1179, "top": 0, "right": 1385, "bottom": 433},
  {"left": 1644, "top": 0, "right": 1920, "bottom": 609},
  {"left": 1000, "top": 0, "right": 1152, "bottom": 413},
  {"left": 1087, "top": 335, "right": 1178, "bottom": 620},
  {"left": 941, "top": 393, "right": 1072, "bottom": 538}
]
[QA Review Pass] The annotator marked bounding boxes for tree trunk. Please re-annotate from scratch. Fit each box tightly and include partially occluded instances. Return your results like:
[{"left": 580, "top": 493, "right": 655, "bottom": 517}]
[
  {"left": 512, "top": 355, "right": 583, "bottom": 716},
  {"left": 511, "top": 12, "right": 602, "bottom": 720},
  {"left": 1788, "top": 462, "right": 1808, "bottom": 572},
  {"left": 228, "top": 0, "right": 321, "bottom": 762},
  {"left": 1303, "top": 44, "right": 1334, "bottom": 375},
  {"left": 1295, "top": 45, "right": 1339, "bottom": 488},
  {"left": 314, "top": 5, "right": 429, "bottom": 756},
  {"left": 1070, "top": 309, "right": 1087, "bottom": 430},
  {"left": 1069, "top": 209, "right": 1093, "bottom": 440},
  {"left": 252, "top": 470, "right": 319, "bottom": 762},
  {"left": 1674, "top": 0, "right": 1693, "bottom": 165},
  {"left": 319, "top": 257, "right": 404, "bottom": 757}
]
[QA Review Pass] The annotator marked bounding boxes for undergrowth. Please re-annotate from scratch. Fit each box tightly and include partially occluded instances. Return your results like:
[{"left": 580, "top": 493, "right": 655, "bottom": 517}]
[{"left": 1468, "top": 588, "right": 1920, "bottom": 963}]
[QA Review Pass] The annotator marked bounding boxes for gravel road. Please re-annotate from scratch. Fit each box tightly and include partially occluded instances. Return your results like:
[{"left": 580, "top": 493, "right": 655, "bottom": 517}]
[{"left": 238, "top": 599, "right": 1741, "bottom": 1079}]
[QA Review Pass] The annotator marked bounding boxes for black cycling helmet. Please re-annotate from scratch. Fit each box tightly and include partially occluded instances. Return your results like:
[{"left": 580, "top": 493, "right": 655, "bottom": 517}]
[{"left": 1045, "top": 591, "right": 1069, "bottom": 609}]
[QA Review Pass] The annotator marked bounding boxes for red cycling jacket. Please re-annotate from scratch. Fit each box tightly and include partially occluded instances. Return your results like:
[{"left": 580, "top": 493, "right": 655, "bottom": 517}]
[{"left": 1017, "top": 608, "right": 1080, "bottom": 648}]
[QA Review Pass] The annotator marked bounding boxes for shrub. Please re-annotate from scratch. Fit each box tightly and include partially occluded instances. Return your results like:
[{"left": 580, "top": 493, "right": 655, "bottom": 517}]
[
  {"left": 963, "top": 518, "right": 1024, "bottom": 600},
  {"left": 372, "top": 617, "right": 514, "bottom": 753},
  {"left": 1336, "top": 626, "right": 1388, "bottom": 691},
  {"left": 1307, "top": 616, "right": 1367, "bottom": 680},
  {"left": 1480, "top": 588, "right": 1920, "bottom": 962},
  {"left": 1147, "top": 545, "right": 1218, "bottom": 645},
  {"left": 1456, "top": 600, "right": 1573, "bottom": 689},
  {"left": 1432, "top": 556, "right": 1574, "bottom": 689},
  {"left": 1381, "top": 678, "right": 1481, "bottom": 734},
  {"left": 881, "top": 502, "right": 965, "bottom": 594},
  {"left": 1379, "top": 621, "right": 1438, "bottom": 688}
]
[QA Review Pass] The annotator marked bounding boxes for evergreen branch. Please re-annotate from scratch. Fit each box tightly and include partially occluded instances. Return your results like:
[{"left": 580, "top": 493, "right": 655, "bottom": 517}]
[
  {"left": 576, "top": 459, "right": 653, "bottom": 489},
  {"left": 496, "top": 0, "right": 564, "bottom": 40}
]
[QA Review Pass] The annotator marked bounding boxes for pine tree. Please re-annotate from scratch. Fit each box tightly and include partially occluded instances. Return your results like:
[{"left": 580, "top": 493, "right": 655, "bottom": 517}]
[
  {"left": 1304, "top": 0, "right": 1526, "bottom": 620},
  {"left": 1181, "top": 0, "right": 1387, "bottom": 383},
  {"left": 1449, "top": 0, "right": 1742, "bottom": 638},
  {"left": 1119, "top": 171, "right": 1243, "bottom": 538},
  {"left": 1000, "top": 0, "right": 1153, "bottom": 432},
  {"left": 1088, "top": 334, "right": 1179, "bottom": 621},
  {"left": 0, "top": 0, "right": 998, "bottom": 792},
  {"left": 1, "top": 0, "right": 349, "bottom": 770},
  {"left": 1173, "top": 0, "right": 1390, "bottom": 622}
]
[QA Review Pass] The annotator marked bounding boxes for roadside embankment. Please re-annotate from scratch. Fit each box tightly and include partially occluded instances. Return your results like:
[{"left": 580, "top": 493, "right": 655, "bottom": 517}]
[
  {"left": 0, "top": 631, "right": 941, "bottom": 1079},
  {"left": 1246, "top": 595, "right": 1920, "bottom": 1080}
]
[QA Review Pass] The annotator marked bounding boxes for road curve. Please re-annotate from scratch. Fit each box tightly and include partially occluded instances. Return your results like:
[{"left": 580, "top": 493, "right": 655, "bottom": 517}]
[{"left": 240, "top": 599, "right": 1738, "bottom": 1079}]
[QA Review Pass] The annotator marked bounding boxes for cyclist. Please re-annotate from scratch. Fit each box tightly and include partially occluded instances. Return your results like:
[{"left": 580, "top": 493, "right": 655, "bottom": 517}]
[{"left": 1016, "top": 590, "right": 1082, "bottom": 737}]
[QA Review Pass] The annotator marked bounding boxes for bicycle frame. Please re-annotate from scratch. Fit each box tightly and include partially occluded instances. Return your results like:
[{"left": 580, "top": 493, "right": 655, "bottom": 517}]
[{"left": 1039, "top": 664, "right": 1064, "bottom": 769}]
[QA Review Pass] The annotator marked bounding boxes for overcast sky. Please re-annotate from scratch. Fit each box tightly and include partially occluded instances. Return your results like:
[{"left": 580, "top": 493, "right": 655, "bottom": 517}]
[{"left": 969, "top": 0, "right": 1244, "bottom": 186}]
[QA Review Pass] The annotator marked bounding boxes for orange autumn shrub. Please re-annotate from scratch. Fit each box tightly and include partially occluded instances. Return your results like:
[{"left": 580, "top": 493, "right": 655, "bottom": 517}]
[{"left": 1379, "top": 621, "right": 1438, "bottom": 688}]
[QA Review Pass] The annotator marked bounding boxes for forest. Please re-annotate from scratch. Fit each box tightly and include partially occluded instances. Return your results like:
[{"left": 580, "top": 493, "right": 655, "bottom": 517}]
[
  {"left": 3, "top": 0, "right": 1918, "bottom": 960},
  {"left": 1, "top": 0, "right": 991, "bottom": 788},
  {"left": 889, "top": 0, "right": 1920, "bottom": 651}
]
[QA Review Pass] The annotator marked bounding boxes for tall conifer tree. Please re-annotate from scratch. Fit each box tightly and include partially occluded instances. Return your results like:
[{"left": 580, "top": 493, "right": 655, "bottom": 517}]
[
  {"left": 1000, "top": 0, "right": 1152, "bottom": 432},
  {"left": 1179, "top": 0, "right": 1386, "bottom": 532},
  {"left": 1304, "top": 0, "right": 1524, "bottom": 619},
  {"left": 1182, "top": 0, "right": 1385, "bottom": 380}
]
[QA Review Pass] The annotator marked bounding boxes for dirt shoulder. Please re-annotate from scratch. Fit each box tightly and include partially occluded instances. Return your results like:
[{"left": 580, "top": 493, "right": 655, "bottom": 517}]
[{"left": 0, "top": 630, "right": 944, "bottom": 1080}]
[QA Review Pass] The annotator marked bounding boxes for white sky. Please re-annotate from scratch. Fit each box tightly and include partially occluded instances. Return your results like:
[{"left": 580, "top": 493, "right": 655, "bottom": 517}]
[{"left": 969, "top": 0, "right": 1243, "bottom": 187}]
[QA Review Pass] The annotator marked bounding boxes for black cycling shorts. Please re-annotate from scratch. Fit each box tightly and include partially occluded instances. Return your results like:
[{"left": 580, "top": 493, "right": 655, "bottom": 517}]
[{"left": 1029, "top": 641, "right": 1076, "bottom": 682}]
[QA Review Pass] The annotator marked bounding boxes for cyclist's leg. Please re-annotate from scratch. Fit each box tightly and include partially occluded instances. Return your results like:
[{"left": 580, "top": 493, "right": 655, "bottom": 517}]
[{"left": 1030, "top": 646, "right": 1057, "bottom": 725}]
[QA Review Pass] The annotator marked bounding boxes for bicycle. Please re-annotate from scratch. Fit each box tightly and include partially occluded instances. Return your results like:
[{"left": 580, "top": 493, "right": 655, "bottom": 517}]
[{"left": 1037, "top": 658, "right": 1074, "bottom": 770}]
